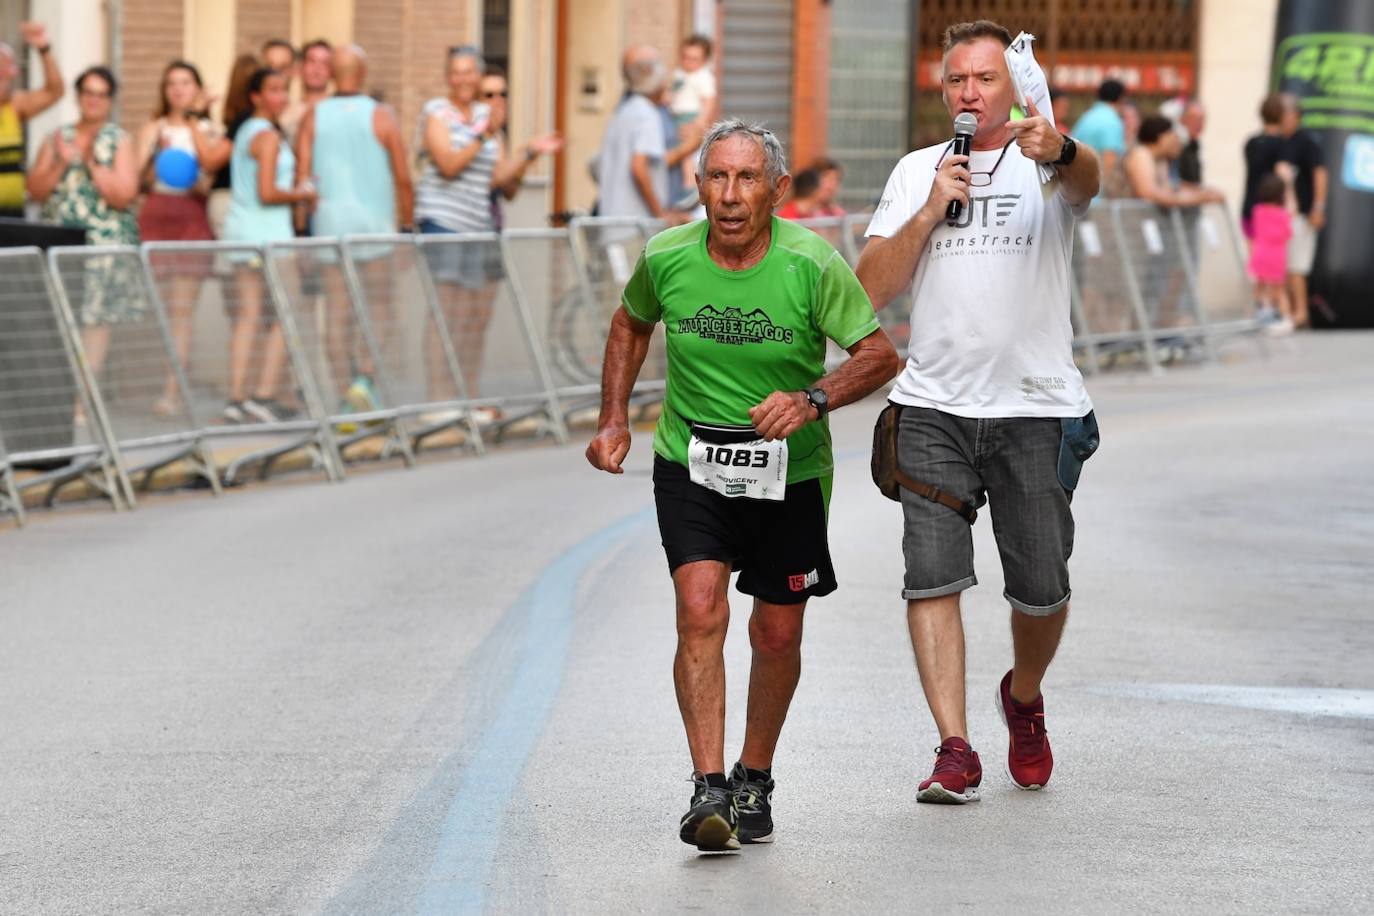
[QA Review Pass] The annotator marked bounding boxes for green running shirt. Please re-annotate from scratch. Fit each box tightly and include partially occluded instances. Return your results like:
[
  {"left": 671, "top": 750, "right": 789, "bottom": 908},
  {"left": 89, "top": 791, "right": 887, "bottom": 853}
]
[{"left": 621, "top": 216, "right": 880, "bottom": 484}]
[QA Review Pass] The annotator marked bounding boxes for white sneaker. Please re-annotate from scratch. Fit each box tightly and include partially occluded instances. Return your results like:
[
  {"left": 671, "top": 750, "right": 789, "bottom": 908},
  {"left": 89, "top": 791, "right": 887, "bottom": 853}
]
[{"left": 1266, "top": 317, "right": 1295, "bottom": 336}]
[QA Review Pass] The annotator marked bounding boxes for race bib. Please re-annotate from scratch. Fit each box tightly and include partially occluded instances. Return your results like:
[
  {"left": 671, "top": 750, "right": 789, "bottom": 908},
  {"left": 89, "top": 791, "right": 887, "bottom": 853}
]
[{"left": 687, "top": 425, "right": 788, "bottom": 501}]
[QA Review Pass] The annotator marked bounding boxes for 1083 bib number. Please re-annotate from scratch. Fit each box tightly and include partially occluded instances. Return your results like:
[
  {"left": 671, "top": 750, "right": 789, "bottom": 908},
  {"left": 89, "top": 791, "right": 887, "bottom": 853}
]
[
  {"left": 698, "top": 445, "right": 771, "bottom": 469},
  {"left": 687, "top": 432, "right": 788, "bottom": 501}
]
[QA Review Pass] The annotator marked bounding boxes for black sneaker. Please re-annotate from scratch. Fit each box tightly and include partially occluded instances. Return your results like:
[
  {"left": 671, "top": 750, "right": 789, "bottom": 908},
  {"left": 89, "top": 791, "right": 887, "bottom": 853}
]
[
  {"left": 242, "top": 398, "right": 299, "bottom": 423},
  {"left": 729, "top": 762, "right": 775, "bottom": 844},
  {"left": 679, "top": 772, "right": 739, "bottom": 852}
]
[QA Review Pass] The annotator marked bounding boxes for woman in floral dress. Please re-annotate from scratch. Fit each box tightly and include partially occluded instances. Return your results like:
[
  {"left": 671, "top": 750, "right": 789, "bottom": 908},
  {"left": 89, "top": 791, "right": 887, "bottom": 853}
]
[{"left": 27, "top": 65, "right": 141, "bottom": 419}]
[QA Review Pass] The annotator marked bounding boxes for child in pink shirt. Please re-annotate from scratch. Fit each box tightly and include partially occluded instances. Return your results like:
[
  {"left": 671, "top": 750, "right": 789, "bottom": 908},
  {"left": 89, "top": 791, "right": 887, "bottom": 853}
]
[{"left": 1247, "top": 168, "right": 1294, "bottom": 333}]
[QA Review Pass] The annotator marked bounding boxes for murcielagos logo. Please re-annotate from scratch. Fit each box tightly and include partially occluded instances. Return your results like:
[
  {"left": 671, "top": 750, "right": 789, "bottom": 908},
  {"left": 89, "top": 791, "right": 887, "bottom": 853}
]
[{"left": 676, "top": 305, "right": 795, "bottom": 346}]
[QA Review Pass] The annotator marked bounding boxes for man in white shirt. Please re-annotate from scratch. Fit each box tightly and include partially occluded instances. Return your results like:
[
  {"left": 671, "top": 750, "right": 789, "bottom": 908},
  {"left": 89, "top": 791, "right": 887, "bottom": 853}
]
[
  {"left": 595, "top": 50, "right": 670, "bottom": 220},
  {"left": 857, "top": 19, "right": 1101, "bottom": 806}
]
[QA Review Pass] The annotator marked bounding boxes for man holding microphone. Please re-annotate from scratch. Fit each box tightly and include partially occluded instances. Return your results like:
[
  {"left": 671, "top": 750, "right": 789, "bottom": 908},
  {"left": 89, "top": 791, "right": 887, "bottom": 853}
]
[{"left": 857, "top": 19, "right": 1101, "bottom": 804}]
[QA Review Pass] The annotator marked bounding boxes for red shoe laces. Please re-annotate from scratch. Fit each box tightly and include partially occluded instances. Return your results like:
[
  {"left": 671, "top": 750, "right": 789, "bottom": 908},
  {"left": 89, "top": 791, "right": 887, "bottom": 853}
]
[
  {"left": 932, "top": 745, "right": 968, "bottom": 775},
  {"left": 1009, "top": 708, "right": 1047, "bottom": 753}
]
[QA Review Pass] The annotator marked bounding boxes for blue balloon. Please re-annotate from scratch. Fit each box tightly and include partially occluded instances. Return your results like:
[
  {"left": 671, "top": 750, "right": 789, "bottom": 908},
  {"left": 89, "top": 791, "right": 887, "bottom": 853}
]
[{"left": 154, "top": 148, "right": 199, "bottom": 190}]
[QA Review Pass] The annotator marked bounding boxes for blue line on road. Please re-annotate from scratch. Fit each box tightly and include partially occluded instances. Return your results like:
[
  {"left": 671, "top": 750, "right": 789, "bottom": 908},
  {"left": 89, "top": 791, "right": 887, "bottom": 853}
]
[{"left": 415, "top": 507, "right": 654, "bottom": 915}]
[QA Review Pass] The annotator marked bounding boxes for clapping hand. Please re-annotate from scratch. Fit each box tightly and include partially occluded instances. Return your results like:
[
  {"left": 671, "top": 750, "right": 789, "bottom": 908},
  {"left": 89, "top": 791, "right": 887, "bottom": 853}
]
[
  {"left": 527, "top": 133, "right": 564, "bottom": 157},
  {"left": 19, "top": 21, "right": 49, "bottom": 50}
]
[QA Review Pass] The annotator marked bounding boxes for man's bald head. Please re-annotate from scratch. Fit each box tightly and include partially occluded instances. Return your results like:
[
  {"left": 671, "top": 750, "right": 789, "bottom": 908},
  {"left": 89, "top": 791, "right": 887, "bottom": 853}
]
[
  {"left": 621, "top": 44, "right": 658, "bottom": 83},
  {"left": 331, "top": 44, "right": 368, "bottom": 93}
]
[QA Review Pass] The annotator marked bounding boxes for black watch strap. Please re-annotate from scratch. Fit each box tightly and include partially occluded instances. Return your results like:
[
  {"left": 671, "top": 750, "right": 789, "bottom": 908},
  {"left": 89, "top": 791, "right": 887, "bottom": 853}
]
[
  {"left": 1054, "top": 134, "right": 1077, "bottom": 167},
  {"left": 805, "top": 387, "right": 829, "bottom": 418}
]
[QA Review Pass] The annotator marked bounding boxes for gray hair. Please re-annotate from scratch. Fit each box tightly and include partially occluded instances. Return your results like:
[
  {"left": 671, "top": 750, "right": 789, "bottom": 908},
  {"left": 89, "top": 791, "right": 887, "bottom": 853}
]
[
  {"left": 447, "top": 44, "right": 486, "bottom": 71},
  {"left": 696, "top": 119, "right": 788, "bottom": 187},
  {"left": 628, "top": 58, "right": 667, "bottom": 97}
]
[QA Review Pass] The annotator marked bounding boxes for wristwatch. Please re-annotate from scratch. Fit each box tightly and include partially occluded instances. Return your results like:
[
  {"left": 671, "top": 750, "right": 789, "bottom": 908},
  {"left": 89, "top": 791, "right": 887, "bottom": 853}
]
[
  {"left": 1054, "top": 134, "right": 1078, "bottom": 167},
  {"left": 804, "top": 387, "right": 829, "bottom": 419}
]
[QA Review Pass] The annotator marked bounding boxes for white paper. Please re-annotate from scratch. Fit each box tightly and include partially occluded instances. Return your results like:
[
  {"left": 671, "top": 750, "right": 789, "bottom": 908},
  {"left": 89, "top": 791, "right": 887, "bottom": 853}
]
[
  {"left": 605, "top": 243, "right": 632, "bottom": 285},
  {"left": 1078, "top": 222, "right": 1103, "bottom": 258},
  {"left": 1141, "top": 219, "right": 1166, "bottom": 256},
  {"left": 1198, "top": 216, "right": 1220, "bottom": 250},
  {"left": 1004, "top": 32, "right": 1056, "bottom": 184}
]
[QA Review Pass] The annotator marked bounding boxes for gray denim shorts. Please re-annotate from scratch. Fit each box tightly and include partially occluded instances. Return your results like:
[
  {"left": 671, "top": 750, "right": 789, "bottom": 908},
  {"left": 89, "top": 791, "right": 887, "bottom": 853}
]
[{"left": 896, "top": 406, "right": 1079, "bottom": 616}]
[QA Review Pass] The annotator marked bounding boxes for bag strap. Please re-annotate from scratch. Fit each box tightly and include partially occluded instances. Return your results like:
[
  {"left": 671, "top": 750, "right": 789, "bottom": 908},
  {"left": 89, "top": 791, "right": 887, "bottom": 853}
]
[{"left": 893, "top": 469, "right": 979, "bottom": 524}]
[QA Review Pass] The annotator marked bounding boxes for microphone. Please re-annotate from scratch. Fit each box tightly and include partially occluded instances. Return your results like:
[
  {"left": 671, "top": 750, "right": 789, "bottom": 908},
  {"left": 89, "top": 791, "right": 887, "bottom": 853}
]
[{"left": 946, "top": 112, "right": 978, "bottom": 221}]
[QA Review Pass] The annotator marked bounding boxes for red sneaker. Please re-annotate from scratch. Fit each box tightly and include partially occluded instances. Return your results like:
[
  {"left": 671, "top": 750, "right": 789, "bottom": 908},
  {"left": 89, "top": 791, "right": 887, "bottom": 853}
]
[
  {"left": 996, "top": 670, "right": 1054, "bottom": 790},
  {"left": 917, "top": 737, "right": 982, "bottom": 804}
]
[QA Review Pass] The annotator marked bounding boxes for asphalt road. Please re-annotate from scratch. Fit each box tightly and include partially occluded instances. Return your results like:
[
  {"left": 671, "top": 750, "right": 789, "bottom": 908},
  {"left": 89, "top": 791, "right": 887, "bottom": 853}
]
[{"left": 2, "top": 332, "right": 1372, "bottom": 914}]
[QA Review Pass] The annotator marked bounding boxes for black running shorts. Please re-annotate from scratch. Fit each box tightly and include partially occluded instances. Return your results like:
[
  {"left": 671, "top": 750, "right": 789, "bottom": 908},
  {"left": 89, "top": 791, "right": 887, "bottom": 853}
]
[{"left": 652, "top": 455, "right": 837, "bottom": 605}]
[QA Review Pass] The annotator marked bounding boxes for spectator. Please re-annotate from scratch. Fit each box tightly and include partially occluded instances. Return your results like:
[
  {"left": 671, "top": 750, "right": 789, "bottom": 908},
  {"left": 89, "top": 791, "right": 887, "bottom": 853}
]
[
  {"left": 1123, "top": 115, "right": 1222, "bottom": 208},
  {"left": 221, "top": 67, "right": 316, "bottom": 424},
  {"left": 1072, "top": 79, "right": 1127, "bottom": 196},
  {"left": 295, "top": 43, "right": 412, "bottom": 414},
  {"left": 1277, "top": 94, "right": 1326, "bottom": 329},
  {"left": 415, "top": 46, "right": 503, "bottom": 414},
  {"left": 777, "top": 158, "right": 845, "bottom": 220},
  {"left": 1124, "top": 115, "right": 1224, "bottom": 333},
  {"left": 1170, "top": 98, "right": 1203, "bottom": 186},
  {"left": 1241, "top": 95, "right": 1287, "bottom": 234},
  {"left": 0, "top": 21, "right": 63, "bottom": 218},
  {"left": 811, "top": 157, "right": 846, "bottom": 217},
  {"left": 25, "top": 66, "right": 140, "bottom": 414},
  {"left": 776, "top": 167, "right": 819, "bottom": 219},
  {"left": 1050, "top": 87, "right": 1072, "bottom": 134},
  {"left": 282, "top": 39, "right": 332, "bottom": 147},
  {"left": 594, "top": 49, "right": 673, "bottom": 220},
  {"left": 136, "top": 60, "right": 232, "bottom": 417},
  {"left": 1247, "top": 169, "right": 1295, "bottom": 334},
  {"left": 1245, "top": 95, "right": 1328, "bottom": 333},
  {"left": 207, "top": 52, "right": 259, "bottom": 239},
  {"left": 480, "top": 66, "right": 563, "bottom": 229},
  {"left": 670, "top": 34, "right": 716, "bottom": 184},
  {"left": 260, "top": 39, "right": 296, "bottom": 81}
]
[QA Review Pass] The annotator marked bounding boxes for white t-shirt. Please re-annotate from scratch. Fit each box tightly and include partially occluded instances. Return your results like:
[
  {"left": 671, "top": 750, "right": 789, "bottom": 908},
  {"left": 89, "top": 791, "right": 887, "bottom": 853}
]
[
  {"left": 867, "top": 141, "right": 1093, "bottom": 418},
  {"left": 596, "top": 94, "right": 668, "bottom": 219},
  {"left": 671, "top": 67, "right": 716, "bottom": 120}
]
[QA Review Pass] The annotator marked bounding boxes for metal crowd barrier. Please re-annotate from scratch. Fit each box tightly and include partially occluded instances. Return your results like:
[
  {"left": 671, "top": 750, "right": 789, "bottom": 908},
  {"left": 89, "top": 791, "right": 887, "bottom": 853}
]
[
  {"left": 566, "top": 217, "right": 667, "bottom": 412},
  {"left": 141, "top": 241, "right": 344, "bottom": 485},
  {"left": 264, "top": 239, "right": 414, "bottom": 465},
  {"left": 47, "top": 246, "right": 222, "bottom": 497},
  {"left": 0, "top": 199, "right": 1266, "bottom": 526},
  {"left": 0, "top": 424, "right": 21, "bottom": 525},
  {"left": 1072, "top": 199, "right": 1263, "bottom": 372},
  {"left": 0, "top": 247, "right": 130, "bottom": 513},
  {"left": 415, "top": 230, "right": 567, "bottom": 446},
  {"left": 339, "top": 234, "right": 485, "bottom": 455}
]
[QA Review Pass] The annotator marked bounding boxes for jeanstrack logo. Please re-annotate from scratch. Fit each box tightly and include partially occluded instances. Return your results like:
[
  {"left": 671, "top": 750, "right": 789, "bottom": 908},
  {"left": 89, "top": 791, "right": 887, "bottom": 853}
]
[
  {"left": 677, "top": 305, "right": 795, "bottom": 346},
  {"left": 947, "top": 193, "right": 1021, "bottom": 229},
  {"left": 932, "top": 193, "right": 1033, "bottom": 257}
]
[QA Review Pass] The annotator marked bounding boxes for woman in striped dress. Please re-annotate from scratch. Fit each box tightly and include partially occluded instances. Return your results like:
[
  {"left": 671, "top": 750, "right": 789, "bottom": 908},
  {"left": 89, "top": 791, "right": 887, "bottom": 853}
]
[{"left": 415, "top": 46, "right": 503, "bottom": 413}]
